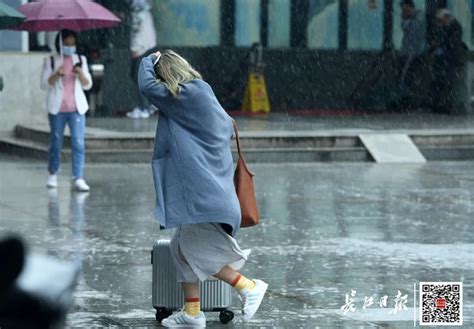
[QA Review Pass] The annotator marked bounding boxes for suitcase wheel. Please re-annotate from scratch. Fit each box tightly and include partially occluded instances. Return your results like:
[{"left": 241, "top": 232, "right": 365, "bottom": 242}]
[
  {"left": 155, "top": 307, "right": 173, "bottom": 323},
  {"left": 219, "top": 309, "right": 234, "bottom": 324}
]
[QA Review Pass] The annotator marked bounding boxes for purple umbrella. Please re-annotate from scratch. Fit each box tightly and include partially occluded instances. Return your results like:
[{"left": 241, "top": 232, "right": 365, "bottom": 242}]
[
  {"left": 16, "top": 0, "right": 121, "bottom": 60},
  {"left": 16, "top": 0, "right": 120, "bottom": 32}
]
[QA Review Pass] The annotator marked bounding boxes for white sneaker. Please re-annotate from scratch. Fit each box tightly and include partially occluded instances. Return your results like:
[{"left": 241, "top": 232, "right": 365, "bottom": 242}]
[
  {"left": 239, "top": 279, "right": 268, "bottom": 322},
  {"left": 73, "top": 178, "right": 90, "bottom": 192},
  {"left": 47, "top": 174, "right": 57, "bottom": 188},
  {"left": 126, "top": 107, "right": 144, "bottom": 119},
  {"left": 139, "top": 109, "right": 150, "bottom": 119},
  {"left": 161, "top": 309, "right": 206, "bottom": 328}
]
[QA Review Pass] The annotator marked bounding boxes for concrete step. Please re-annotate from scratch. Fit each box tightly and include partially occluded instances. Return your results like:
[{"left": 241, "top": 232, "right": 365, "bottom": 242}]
[
  {"left": 6, "top": 125, "right": 474, "bottom": 162},
  {"left": 0, "top": 134, "right": 372, "bottom": 163},
  {"left": 81, "top": 147, "right": 372, "bottom": 163},
  {"left": 15, "top": 124, "right": 474, "bottom": 150},
  {"left": 14, "top": 125, "right": 156, "bottom": 150},
  {"left": 13, "top": 125, "right": 363, "bottom": 150},
  {"left": 0, "top": 134, "right": 49, "bottom": 160},
  {"left": 419, "top": 146, "right": 474, "bottom": 161},
  {"left": 236, "top": 147, "right": 372, "bottom": 162},
  {"left": 0, "top": 134, "right": 155, "bottom": 163},
  {"left": 411, "top": 134, "right": 474, "bottom": 146}
]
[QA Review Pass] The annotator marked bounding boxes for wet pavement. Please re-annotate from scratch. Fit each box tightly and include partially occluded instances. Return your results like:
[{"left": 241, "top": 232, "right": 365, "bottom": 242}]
[{"left": 1, "top": 154, "right": 473, "bottom": 328}]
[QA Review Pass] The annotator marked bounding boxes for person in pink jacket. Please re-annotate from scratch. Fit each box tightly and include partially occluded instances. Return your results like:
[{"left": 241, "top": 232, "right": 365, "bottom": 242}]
[{"left": 40, "top": 30, "right": 93, "bottom": 191}]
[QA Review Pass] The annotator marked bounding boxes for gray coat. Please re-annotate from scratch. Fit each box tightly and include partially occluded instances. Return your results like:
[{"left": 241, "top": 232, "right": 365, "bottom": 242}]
[
  {"left": 401, "top": 10, "right": 427, "bottom": 57},
  {"left": 138, "top": 54, "right": 241, "bottom": 236}
]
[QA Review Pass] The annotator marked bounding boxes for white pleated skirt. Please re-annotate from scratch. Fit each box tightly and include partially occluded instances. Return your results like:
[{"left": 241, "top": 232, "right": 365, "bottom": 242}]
[{"left": 169, "top": 223, "right": 251, "bottom": 283}]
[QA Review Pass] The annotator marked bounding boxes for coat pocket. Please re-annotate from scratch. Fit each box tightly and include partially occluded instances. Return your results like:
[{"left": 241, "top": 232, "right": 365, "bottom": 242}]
[
  {"left": 151, "top": 155, "right": 168, "bottom": 223},
  {"left": 151, "top": 153, "right": 184, "bottom": 222}
]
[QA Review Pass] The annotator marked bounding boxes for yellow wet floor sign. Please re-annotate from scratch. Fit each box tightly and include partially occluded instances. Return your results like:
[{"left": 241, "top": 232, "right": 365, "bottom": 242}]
[{"left": 242, "top": 72, "right": 270, "bottom": 113}]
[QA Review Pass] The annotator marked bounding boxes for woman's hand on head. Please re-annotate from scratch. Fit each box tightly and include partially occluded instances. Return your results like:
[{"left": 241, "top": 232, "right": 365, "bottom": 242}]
[{"left": 154, "top": 51, "right": 161, "bottom": 58}]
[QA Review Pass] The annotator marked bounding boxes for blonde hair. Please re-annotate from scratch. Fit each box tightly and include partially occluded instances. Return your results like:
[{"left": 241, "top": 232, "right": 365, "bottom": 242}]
[{"left": 155, "top": 50, "right": 202, "bottom": 97}]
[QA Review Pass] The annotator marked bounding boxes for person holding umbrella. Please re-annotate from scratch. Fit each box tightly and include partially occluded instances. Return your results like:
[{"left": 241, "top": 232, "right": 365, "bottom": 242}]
[
  {"left": 16, "top": 0, "right": 120, "bottom": 191},
  {"left": 40, "top": 30, "right": 93, "bottom": 191}
]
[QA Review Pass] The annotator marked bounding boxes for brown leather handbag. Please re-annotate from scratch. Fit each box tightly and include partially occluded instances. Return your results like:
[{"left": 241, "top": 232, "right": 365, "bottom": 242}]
[{"left": 232, "top": 120, "right": 259, "bottom": 228}]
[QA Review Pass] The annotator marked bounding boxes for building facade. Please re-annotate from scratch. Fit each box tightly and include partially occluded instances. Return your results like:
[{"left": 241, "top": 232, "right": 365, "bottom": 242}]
[{"left": 1, "top": 0, "right": 472, "bottom": 114}]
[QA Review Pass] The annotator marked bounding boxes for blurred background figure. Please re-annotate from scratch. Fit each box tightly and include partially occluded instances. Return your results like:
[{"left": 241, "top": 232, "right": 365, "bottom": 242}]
[
  {"left": 399, "top": 0, "right": 426, "bottom": 94},
  {"left": 126, "top": 0, "right": 157, "bottom": 119},
  {"left": 0, "top": 235, "right": 24, "bottom": 294},
  {"left": 430, "top": 9, "right": 468, "bottom": 113},
  {"left": 36, "top": 31, "right": 58, "bottom": 52},
  {"left": 0, "top": 234, "right": 81, "bottom": 329}
]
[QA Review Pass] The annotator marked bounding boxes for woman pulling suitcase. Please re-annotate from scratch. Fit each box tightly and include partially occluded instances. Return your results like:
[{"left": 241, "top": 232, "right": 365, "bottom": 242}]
[{"left": 138, "top": 50, "right": 268, "bottom": 327}]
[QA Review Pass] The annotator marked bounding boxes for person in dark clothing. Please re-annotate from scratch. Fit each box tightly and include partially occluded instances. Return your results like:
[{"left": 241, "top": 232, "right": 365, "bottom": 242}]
[
  {"left": 399, "top": 0, "right": 426, "bottom": 91},
  {"left": 430, "top": 9, "right": 467, "bottom": 112}
]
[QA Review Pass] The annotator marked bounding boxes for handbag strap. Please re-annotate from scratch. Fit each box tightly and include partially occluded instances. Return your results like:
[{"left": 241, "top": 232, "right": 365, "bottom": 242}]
[
  {"left": 232, "top": 119, "right": 243, "bottom": 159},
  {"left": 232, "top": 119, "right": 254, "bottom": 175}
]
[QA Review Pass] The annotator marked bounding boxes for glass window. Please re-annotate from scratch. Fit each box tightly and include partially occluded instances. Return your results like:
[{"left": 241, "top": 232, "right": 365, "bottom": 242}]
[
  {"left": 392, "top": 0, "right": 425, "bottom": 50},
  {"left": 348, "top": 0, "right": 384, "bottom": 50},
  {"left": 472, "top": 0, "right": 474, "bottom": 47},
  {"left": 235, "top": 0, "right": 261, "bottom": 47},
  {"left": 469, "top": 0, "right": 474, "bottom": 50},
  {"left": 307, "top": 0, "right": 339, "bottom": 49},
  {"left": 0, "top": 0, "right": 27, "bottom": 51},
  {"left": 0, "top": 31, "right": 24, "bottom": 51},
  {"left": 152, "top": 0, "right": 221, "bottom": 47},
  {"left": 267, "top": 0, "right": 291, "bottom": 48},
  {"left": 447, "top": 0, "right": 472, "bottom": 49}
]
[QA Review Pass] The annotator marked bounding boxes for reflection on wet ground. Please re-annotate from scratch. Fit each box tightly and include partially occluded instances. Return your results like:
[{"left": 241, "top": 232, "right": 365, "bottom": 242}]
[{"left": 1, "top": 155, "right": 473, "bottom": 327}]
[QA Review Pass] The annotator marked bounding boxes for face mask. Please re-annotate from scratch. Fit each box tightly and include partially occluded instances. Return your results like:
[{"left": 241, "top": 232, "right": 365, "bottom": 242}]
[{"left": 62, "top": 46, "right": 76, "bottom": 56}]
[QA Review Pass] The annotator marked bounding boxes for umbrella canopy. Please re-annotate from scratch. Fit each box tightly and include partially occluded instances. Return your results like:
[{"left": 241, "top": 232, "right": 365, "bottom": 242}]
[
  {"left": 0, "top": 2, "right": 26, "bottom": 29},
  {"left": 16, "top": 0, "right": 120, "bottom": 32}
]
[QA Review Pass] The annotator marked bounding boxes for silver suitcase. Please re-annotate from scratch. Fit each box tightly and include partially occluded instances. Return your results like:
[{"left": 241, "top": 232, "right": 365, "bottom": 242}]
[{"left": 151, "top": 239, "right": 235, "bottom": 324}]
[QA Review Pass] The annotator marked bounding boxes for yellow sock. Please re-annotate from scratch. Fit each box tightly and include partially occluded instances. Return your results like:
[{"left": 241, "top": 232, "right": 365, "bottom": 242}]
[
  {"left": 231, "top": 274, "right": 256, "bottom": 292},
  {"left": 184, "top": 297, "right": 201, "bottom": 317}
]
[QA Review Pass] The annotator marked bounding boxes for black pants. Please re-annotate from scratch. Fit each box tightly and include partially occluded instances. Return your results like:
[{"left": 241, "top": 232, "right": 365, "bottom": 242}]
[
  {"left": 430, "top": 55, "right": 451, "bottom": 112},
  {"left": 398, "top": 54, "right": 424, "bottom": 94}
]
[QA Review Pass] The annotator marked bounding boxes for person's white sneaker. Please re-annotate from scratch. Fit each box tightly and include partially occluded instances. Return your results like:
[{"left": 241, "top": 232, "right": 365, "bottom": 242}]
[
  {"left": 161, "top": 309, "right": 206, "bottom": 327},
  {"left": 139, "top": 109, "right": 150, "bottom": 119},
  {"left": 47, "top": 174, "right": 57, "bottom": 188},
  {"left": 126, "top": 107, "right": 143, "bottom": 119},
  {"left": 239, "top": 279, "right": 268, "bottom": 322},
  {"left": 73, "top": 178, "right": 90, "bottom": 192}
]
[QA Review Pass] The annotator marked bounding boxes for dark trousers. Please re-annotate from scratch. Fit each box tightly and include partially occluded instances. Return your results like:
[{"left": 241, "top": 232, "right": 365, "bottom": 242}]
[
  {"left": 430, "top": 55, "right": 450, "bottom": 112},
  {"left": 398, "top": 54, "right": 424, "bottom": 96}
]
